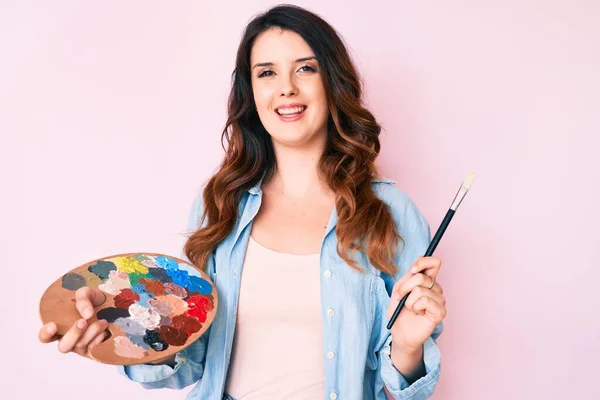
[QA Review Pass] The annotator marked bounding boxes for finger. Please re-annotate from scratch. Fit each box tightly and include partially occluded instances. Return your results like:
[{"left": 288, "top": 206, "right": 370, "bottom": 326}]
[
  {"left": 392, "top": 273, "right": 433, "bottom": 301},
  {"left": 73, "top": 320, "right": 109, "bottom": 355},
  {"left": 412, "top": 295, "right": 446, "bottom": 321},
  {"left": 88, "top": 330, "right": 109, "bottom": 350},
  {"left": 75, "top": 288, "right": 105, "bottom": 319},
  {"left": 391, "top": 272, "right": 412, "bottom": 296},
  {"left": 404, "top": 286, "right": 446, "bottom": 314},
  {"left": 39, "top": 322, "right": 59, "bottom": 344},
  {"left": 57, "top": 319, "right": 87, "bottom": 353},
  {"left": 410, "top": 256, "right": 442, "bottom": 278}
]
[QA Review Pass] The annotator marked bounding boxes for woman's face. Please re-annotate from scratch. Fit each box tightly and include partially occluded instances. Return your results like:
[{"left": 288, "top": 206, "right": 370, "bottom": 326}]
[{"left": 250, "top": 28, "right": 329, "bottom": 149}]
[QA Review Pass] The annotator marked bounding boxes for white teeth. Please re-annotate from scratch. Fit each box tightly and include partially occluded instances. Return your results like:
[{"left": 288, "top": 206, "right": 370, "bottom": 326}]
[{"left": 276, "top": 106, "right": 306, "bottom": 115}]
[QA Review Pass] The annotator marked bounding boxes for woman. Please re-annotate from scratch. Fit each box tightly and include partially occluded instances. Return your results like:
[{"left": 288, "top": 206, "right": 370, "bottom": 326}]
[{"left": 39, "top": 5, "right": 446, "bottom": 400}]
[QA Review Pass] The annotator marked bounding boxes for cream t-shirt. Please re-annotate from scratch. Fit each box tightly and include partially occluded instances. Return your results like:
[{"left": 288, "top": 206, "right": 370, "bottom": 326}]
[{"left": 224, "top": 235, "right": 324, "bottom": 399}]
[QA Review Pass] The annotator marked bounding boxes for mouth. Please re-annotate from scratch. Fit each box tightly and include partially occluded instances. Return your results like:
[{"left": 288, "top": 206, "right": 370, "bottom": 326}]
[{"left": 275, "top": 105, "right": 307, "bottom": 117}]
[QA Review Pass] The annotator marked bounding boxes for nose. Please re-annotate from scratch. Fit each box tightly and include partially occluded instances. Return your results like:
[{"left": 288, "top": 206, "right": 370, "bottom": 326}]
[{"left": 280, "top": 73, "right": 298, "bottom": 97}]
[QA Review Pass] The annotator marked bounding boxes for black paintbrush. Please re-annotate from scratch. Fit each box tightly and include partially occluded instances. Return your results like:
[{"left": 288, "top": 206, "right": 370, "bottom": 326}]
[{"left": 387, "top": 172, "right": 476, "bottom": 330}]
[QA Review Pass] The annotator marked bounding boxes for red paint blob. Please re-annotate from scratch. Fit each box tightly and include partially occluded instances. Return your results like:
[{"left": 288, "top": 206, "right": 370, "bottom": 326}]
[
  {"left": 170, "top": 314, "right": 202, "bottom": 335},
  {"left": 139, "top": 278, "right": 165, "bottom": 296},
  {"left": 113, "top": 288, "right": 140, "bottom": 309},
  {"left": 157, "top": 325, "right": 189, "bottom": 346},
  {"left": 185, "top": 295, "right": 213, "bottom": 323}
]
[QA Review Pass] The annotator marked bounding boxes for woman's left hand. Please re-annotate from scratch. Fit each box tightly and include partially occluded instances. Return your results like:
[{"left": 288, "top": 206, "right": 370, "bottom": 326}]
[{"left": 387, "top": 256, "right": 447, "bottom": 353}]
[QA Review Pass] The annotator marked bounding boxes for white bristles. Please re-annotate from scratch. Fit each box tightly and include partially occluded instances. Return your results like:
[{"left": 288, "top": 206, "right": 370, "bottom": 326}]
[
  {"left": 450, "top": 171, "right": 476, "bottom": 210},
  {"left": 463, "top": 171, "right": 476, "bottom": 189}
]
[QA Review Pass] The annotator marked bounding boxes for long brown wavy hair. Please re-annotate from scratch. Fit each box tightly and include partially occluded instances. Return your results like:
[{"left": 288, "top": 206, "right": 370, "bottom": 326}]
[{"left": 184, "top": 4, "right": 404, "bottom": 276}]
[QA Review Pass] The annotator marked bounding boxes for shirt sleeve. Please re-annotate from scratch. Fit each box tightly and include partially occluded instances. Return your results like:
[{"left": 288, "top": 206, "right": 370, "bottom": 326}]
[
  {"left": 375, "top": 189, "right": 443, "bottom": 399},
  {"left": 116, "top": 190, "right": 213, "bottom": 389}
]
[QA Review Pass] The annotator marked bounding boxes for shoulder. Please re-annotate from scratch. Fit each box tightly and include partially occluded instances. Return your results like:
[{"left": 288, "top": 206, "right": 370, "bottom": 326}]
[
  {"left": 371, "top": 178, "right": 414, "bottom": 216},
  {"left": 370, "top": 177, "right": 430, "bottom": 238}
]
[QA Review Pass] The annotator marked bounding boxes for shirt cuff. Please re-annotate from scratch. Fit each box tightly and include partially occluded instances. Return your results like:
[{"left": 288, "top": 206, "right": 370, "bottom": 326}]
[
  {"left": 380, "top": 335, "right": 441, "bottom": 399},
  {"left": 116, "top": 351, "right": 199, "bottom": 389}
]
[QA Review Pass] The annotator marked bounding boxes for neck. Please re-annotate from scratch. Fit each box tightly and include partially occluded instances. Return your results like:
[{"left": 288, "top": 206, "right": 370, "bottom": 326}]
[{"left": 268, "top": 136, "right": 330, "bottom": 199}]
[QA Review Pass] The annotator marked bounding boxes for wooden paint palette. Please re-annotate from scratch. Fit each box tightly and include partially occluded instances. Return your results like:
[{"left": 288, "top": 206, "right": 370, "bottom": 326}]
[{"left": 39, "top": 252, "right": 218, "bottom": 365}]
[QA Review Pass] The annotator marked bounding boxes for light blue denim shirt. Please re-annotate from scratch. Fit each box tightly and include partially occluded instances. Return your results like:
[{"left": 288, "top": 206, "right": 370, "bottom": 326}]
[{"left": 117, "top": 177, "right": 442, "bottom": 399}]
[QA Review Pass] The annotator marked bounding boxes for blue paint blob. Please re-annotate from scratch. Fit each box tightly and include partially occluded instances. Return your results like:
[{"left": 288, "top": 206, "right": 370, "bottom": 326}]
[
  {"left": 154, "top": 256, "right": 179, "bottom": 271},
  {"left": 166, "top": 269, "right": 190, "bottom": 287},
  {"left": 130, "top": 283, "right": 147, "bottom": 295},
  {"left": 137, "top": 292, "right": 151, "bottom": 307},
  {"left": 126, "top": 333, "right": 150, "bottom": 350},
  {"left": 187, "top": 276, "right": 212, "bottom": 295}
]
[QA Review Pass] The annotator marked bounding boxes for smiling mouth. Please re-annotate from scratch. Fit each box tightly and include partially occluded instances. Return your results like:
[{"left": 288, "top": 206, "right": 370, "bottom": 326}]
[{"left": 275, "top": 106, "right": 307, "bottom": 116}]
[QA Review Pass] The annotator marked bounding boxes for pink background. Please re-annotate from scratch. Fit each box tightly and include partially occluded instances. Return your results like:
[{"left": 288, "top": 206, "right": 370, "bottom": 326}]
[{"left": 2, "top": 1, "right": 599, "bottom": 399}]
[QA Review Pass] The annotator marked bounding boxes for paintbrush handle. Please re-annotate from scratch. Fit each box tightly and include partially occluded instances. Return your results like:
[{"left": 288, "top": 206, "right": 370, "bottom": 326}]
[{"left": 386, "top": 209, "right": 455, "bottom": 330}]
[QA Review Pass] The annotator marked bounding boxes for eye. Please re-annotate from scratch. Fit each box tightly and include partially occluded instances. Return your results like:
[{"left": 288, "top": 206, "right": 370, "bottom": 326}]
[
  {"left": 258, "top": 70, "right": 275, "bottom": 78},
  {"left": 299, "top": 65, "right": 316, "bottom": 73}
]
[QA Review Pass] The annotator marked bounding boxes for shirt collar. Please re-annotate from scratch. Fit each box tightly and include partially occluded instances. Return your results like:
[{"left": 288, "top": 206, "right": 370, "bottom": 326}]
[{"left": 247, "top": 173, "right": 395, "bottom": 195}]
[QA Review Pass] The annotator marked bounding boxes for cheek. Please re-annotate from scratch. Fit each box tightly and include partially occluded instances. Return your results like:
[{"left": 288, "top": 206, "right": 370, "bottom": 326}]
[{"left": 252, "top": 85, "right": 275, "bottom": 111}]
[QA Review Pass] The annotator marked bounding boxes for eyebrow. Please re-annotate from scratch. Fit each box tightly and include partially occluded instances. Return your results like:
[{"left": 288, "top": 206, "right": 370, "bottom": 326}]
[{"left": 252, "top": 56, "right": 317, "bottom": 70}]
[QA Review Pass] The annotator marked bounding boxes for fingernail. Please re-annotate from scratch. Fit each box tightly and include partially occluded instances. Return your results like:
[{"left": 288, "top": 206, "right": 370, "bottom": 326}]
[
  {"left": 46, "top": 324, "right": 55, "bottom": 334},
  {"left": 83, "top": 308, "right": 93, "bottom": 319},
  {"left": 77, "top": 319, "right": 87, "bottom": 329},
  {"left": 411, "top": 266, "right": 418, "bottom": 273},
  {"left": 99, "top": 319, "right": 108, "bottom": 326}
]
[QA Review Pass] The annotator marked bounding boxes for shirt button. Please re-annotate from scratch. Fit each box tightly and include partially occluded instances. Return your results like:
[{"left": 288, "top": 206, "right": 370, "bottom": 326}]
[
  {"left": 324, "top": 270, "right": 332, "bottom": 278},
  {"left": 327, "top": 308, "right": 335, "bottom": 317},
  {"left": 327, "top": 351, "right": 335, "bottom": 359},
  {"left": 329, "top": 392, "right": 337, "bottom": 399}
]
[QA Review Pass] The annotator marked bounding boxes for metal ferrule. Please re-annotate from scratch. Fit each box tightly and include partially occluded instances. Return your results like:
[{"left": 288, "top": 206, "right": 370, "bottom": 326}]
[{"left": 450, "top": 182, "right": 471, "bottom": 211}]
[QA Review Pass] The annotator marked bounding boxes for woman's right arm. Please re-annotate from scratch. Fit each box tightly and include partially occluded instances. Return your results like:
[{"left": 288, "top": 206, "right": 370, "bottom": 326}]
[{"left": 117, "top": 191, "right": 214, "bottom": 389}]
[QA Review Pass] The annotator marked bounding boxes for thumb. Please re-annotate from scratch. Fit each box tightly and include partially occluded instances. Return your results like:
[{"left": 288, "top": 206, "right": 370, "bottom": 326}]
[{"left": 75, "top": 287, "right": 106, "bottom": 319}]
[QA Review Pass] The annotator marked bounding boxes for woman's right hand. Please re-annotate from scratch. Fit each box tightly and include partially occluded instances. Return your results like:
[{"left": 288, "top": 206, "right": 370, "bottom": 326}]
[{"left": 38, "top": 287, "right": 109, "bottom": 357}]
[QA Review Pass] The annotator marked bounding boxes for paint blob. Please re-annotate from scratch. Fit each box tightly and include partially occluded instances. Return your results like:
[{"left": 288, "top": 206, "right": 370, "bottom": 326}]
[
  {"left": 164, "top": 282, "right": 187, "bottom": 298},
  {"left": 154, "top": 256, "right": 179, "bottom": 271},
  {"left": 139, "top": 278, "right": 165, "bottom": 297},
  {"left": 114, "top": 336, "right": 148, "bottom": 359},
  {"left": 147, "top": 267, "right": 173, "bottom": 284},
  {"left": 143, "top": 330, "right": 169, "bottom": 351},
  {"left": 114, "top": 317, "right": 146, "bottom": 336},
  {"left": 112, "top": 256, "right": 149, "bottom": 275},
  {"left": 97, "top": 307, "right": 130, "bottom": 323},
  {"left": 128, "top": 272, "right": 152, "bottom": 286},
  {"left": 170, "top": 314, "right": 202, "bottom": 335},
  {"left": 126, "top": 333, "right": 150, "bottom": 350},
  {"left": 98, "top": 270, "right": 131, "bottom": 295},
  {"left": 128, "top": 303, "right": 161, "bottom": 330},
  {"left": 61, "top": 273, "right": 86, "bottom": 291},
  {"left": 78, "top": 270, "right": 102, "bottom": 287},
  {"left": 88, "top": 260, "right": 117, "bottom": 280},
  {"left": 157, "top": 326, "right": 189, "bottom": 346},
  {"left": 114, "top": 288, "right": 140, "bottom": 309},
  {"left": 187, "top": 276, "right": 212, "bottom": 295},
  {"left": 185, "top": 295, "right": 213, "bottom": 323}
]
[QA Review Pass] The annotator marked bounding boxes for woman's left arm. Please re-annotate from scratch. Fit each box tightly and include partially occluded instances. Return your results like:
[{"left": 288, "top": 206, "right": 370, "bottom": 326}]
[{"left": 375, "top": 192, "right": 445, "bottom": 400}]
